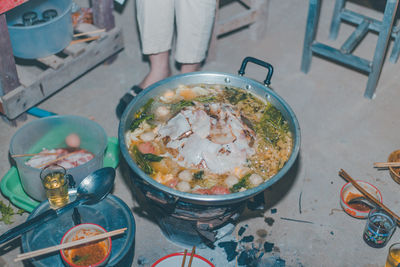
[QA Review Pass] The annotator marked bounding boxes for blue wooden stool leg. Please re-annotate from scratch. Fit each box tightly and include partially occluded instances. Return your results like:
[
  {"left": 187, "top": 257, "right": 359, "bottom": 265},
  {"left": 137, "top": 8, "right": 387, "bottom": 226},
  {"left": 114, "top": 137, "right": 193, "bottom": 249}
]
[
  {"left": 364, "top": 0, "right": 399, "bottom": 99},
  {"left": 329, "top": 0, "right": 345, "bottom": 40},
  {"left": 389, "top": 26, "right": 400, "bottom": 63},
  {"left": 301, "top": 0, "right": 321, "bottom": 73}
]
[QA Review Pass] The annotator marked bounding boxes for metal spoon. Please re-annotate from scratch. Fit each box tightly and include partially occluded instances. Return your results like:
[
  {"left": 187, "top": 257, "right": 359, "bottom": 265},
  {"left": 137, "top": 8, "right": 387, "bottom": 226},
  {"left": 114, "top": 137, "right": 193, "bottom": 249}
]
[{"left": 0, "top": 167, "right": 115, "bottom": 244}]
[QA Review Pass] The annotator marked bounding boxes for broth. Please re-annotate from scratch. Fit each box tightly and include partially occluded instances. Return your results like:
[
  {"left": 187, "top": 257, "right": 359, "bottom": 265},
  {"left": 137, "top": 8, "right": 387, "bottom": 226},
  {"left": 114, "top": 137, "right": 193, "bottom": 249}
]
[{"left": 125, "top": 84, "right": 293, "bottom": 195}]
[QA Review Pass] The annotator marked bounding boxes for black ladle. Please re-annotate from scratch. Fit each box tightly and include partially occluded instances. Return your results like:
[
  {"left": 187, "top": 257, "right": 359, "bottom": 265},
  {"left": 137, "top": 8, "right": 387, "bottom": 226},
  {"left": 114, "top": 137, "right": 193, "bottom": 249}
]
[{"left": 0, "top": 167, "right": 115, "bottom": 244}]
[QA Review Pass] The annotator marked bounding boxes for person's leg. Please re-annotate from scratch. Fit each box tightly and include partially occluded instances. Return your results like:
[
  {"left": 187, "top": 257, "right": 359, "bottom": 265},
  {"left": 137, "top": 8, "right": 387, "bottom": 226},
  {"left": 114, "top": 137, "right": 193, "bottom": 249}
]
[
  {"left": 180, "top": 63, "right": 201, "bottom": 73},
  {"left": 175, "top": 0, "right": 216, "bottom": 71},
  {"left": 117, "top": 0, "right": 175, "bottom": 118},
  {"left": 136, "top": 0, "right": 174, "bottom": 88},
  {"left": 139, "top": 51, "right": 171, "bottom": 89}
]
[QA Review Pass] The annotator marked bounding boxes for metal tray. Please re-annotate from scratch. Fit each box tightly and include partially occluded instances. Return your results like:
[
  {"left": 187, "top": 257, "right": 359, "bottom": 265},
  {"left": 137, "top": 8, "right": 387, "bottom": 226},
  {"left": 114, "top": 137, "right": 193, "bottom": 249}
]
[
  {"left": 21, "top": 194, "right": 135, "bottom": 267},
  {"left": 0, "top": 137, "right": 119, "bottom": 212}
]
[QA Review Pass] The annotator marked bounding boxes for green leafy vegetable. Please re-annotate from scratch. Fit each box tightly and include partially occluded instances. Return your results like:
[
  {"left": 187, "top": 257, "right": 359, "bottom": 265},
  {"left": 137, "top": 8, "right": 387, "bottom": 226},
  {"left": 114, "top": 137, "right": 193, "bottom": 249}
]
[
  {"left": 230, "top": 173, "right": 251, "bottom": 193},
  {"left": 73, "top": 254, "right": 90, "bottom": 264},
  {"left": 193, "top": 170, "right": 204, "bottom": 180},
  {"left": 194, "top": 96, "right": 216, "bottom": 103},
  {"left": 257, "top": 103, "right": 289, "bottom": 146},
  {"left": 170, "top": 100, "right": 195, "bottom": 114},
  {"left": 0, "top": 200, "right": 25, "bottom": 224},
  {"left": 224, "top": 87, "right": 248, "bottom": 105},
  {"left": 132, "top": 145, "right": 153, "bottom": 174},
  {"left": 130, "top": 99, "right": 155, "bottom": 131},
  {"left": 143, "top": 153, "right": 163, "bottom": 162}
]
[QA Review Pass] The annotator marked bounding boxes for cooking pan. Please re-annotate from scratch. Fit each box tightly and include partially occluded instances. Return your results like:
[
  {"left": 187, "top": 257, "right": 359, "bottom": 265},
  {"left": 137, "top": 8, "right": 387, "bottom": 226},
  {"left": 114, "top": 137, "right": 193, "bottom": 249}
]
[{"left": 118, "top": 57, "right": 300, "bottom": 206}]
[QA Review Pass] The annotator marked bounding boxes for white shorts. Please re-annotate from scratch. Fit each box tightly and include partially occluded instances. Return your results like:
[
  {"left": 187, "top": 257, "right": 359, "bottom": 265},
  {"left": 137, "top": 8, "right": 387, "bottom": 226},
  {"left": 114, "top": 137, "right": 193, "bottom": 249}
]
[{"left": 136, "top": 0, "right": 216, "bottom": 63}]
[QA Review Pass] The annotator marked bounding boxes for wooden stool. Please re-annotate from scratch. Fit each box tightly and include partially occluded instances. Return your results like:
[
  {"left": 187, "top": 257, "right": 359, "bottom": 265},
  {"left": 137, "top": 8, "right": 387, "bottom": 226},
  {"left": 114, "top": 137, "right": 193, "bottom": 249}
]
[
  {"left": 301, "top": 0, "right": 399, "bottom": 99},
  {"left": 207, "top": 0, "right": 268, "bottom": 62}
]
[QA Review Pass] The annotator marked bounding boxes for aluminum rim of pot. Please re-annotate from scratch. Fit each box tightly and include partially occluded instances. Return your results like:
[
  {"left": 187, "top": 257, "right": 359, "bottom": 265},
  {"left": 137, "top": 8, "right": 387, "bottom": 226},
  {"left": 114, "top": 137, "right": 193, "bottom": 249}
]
[{"left": 118, "top": 70, "right": 301, "bottom": 205}]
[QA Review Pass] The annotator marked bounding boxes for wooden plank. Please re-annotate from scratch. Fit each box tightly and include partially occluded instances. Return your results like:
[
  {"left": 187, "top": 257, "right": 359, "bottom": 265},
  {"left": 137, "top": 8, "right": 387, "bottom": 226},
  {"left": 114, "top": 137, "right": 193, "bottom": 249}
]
[
  {"left": 15, "top": 65, "right": 37, "bottom": 87},
  {"left": 1, "top": 27, "right": 124, "bottom": 119},
  {"left": 37, "top": 55, "right": 65, "bottom": 70},
  {"left": 64, "top": 24, "right": 105, "bottom": 57},
  {"left": 248, "top": 0, "right": 269, "bottom": 41},
  {"left": 63, "top": 42, "right": 87, "bottom": 57},
  {"left": 217, "top": 9, "right": 257, "bottom": 36}
]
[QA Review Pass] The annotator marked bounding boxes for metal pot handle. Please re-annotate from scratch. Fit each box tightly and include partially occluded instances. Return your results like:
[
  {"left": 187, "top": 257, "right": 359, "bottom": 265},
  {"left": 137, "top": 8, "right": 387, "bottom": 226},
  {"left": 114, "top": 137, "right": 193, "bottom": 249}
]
[{"left": 238, "top": 56, "right": 274, "bottom": 86}]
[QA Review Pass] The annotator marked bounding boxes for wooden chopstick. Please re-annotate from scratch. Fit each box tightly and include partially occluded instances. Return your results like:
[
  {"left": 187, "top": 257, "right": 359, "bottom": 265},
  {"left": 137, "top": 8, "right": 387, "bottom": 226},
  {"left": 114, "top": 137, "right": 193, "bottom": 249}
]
[
  {"left": 15, "top": 228, "right": 127, "bottom": 262},
  {"left": 374, "top": 162, "right": 400, "bottom": 168},
  {"left": 70, "top": 36, "right": 100, "bottom": 45},
  {"left": 181, "top": 249, "right": 187, "bottom": 267},
  {"left": 37, "top": 150, "right": 81, "bottom": 168},
  {"left": 339, "top": 169, "right": 400, "bottom": 225},
  {"left": 188, "top": 246, "right": 196, "bottom": 267},
  {"left": 73, "top": 28, "right": 106, "bottom": 37},
  {"left": 11, "top": 152, "right": 58, "bottom": 158}
]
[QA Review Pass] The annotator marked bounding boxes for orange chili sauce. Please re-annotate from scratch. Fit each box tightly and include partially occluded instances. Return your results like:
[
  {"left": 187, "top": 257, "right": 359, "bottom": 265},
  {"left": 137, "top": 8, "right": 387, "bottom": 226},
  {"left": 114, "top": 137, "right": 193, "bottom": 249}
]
[
  {"left": 63, "top": 230, "right": 109, "bottom": 266},
  {"left": 345, "top": 192, "right": 371, "bottom": 212}
]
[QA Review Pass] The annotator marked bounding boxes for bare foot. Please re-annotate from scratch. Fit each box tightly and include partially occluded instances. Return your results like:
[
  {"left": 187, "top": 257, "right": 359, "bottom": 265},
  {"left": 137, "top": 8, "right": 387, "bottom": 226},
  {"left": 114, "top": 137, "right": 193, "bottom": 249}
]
[
  {"left": 181, "top": 63, "right": 201, "bottom": 73},
  {"left": 139, "top": 51, "right": 172, "bottom": 89}
]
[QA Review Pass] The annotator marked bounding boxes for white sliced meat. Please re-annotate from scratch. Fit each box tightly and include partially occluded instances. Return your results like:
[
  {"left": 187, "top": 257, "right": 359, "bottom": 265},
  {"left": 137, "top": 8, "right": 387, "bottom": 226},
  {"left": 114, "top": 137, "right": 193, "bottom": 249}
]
[
  {"left": 166, "top": 138, "right": 185, "bottom": 149},
  {"left": 187, "top": 109, "right": 210, "bottom": 139},
  {"left": 209, "top": 120, "right": 236, "bottom": 144},
  {"left": 158, "top": 112, "right": 191, "bottom": 140},
  {"left": 203, "top": 148, "right": 247, "bottom": 174},
  {"left": 179, "top": 134, "right": 220, "bottom": 167}
]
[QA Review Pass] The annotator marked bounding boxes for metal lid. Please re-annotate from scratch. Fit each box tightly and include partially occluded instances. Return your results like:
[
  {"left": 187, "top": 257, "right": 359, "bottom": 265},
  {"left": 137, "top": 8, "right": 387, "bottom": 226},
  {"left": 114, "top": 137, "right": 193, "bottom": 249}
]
[{"left": 21, "top": 194, "right": 135, "bottom": 267}]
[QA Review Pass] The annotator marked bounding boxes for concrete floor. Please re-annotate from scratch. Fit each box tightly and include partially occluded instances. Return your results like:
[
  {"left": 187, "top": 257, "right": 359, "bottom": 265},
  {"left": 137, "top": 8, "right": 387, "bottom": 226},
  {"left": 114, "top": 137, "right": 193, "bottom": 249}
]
[{"left": 1, "top": 0, "right": 400, "bottom": 266}]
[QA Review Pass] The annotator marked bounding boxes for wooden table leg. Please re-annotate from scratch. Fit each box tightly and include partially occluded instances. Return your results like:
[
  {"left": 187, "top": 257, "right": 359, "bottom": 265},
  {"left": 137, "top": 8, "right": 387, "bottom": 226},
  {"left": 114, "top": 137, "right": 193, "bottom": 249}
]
[
  {"left": 0, "top": 14, "right": 20, "bottom": 98},
  {"left": 0, "top": 14, "right": 27, "bottom": 124}
]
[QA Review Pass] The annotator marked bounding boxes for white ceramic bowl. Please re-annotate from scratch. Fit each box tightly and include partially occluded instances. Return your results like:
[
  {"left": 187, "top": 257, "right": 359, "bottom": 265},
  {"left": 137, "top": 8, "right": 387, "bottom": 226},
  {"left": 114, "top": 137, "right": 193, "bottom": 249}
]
[
  {"left": 60, "top": 223, "right": 112, "bottom": 267},
  {"left": 340, "top": 180, "right": 382, "bottom": 219}
]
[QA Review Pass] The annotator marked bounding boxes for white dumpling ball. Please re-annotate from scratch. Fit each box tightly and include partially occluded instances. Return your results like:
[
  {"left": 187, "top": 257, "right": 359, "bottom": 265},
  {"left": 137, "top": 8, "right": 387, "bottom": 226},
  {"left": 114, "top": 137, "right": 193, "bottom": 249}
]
[
  {"left": 177, "top": 181, "right": 191, "bottom": 192},
  {"left": 225, "top": 175, "right": 239, "bottom": 188},
  {"left": 249, "top": 173, "right": 263, "bottom": 187},
  {"left": 178, "top": 170, "right": 193, "bottom": 182}
]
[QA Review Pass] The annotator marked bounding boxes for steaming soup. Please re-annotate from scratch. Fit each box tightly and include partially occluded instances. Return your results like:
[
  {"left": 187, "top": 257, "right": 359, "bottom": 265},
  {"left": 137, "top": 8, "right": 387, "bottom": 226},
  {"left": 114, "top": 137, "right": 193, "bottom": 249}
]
[{"left": 125, "top": 84, "right": 292, "bottom": 195}]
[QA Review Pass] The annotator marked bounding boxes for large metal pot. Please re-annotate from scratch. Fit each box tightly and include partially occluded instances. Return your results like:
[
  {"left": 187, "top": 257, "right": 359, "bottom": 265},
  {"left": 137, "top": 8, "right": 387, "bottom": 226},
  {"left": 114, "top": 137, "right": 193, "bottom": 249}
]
[{"left": 119, "top": 57, "right": 301, "bottom": 206}]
